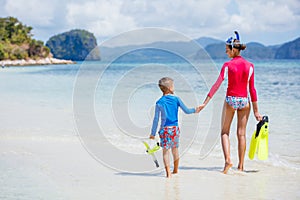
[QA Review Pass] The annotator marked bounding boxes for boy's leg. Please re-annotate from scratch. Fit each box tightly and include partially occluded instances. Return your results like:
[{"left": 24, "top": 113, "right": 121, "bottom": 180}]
[
  {"left": 163, "top": 148, "right": 171, "bottom": 178},
  {"left": 171, "top": 147, "right": 179, "bottom": 174}
]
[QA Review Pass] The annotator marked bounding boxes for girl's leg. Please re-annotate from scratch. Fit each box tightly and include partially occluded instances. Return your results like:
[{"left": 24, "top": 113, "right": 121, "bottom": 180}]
[
  {"left": 221, "top": 100, "right": 235, "bottom": 174},
  {"left": 163, "top": 148, "right": 171, "bottom": 178},
  {"left": 171, "top": 147, "right": 179, "bottom": 174},
  {"left": 236, "top": 103, "right": 250, "bottom": 171}
]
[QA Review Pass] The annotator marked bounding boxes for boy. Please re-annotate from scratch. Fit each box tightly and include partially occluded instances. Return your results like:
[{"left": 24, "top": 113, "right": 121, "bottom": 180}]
[{"left": 150, "top": 77, "right": 200, "bottom": 178}]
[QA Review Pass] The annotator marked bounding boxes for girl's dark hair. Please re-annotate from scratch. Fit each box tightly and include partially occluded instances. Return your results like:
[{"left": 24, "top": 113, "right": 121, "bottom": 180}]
[{"left": 233, "top": 39, "right": 246, "bottom": 51}]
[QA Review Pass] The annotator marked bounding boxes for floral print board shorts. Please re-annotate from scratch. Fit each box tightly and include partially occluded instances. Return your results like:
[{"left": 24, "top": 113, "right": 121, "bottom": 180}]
[
  {"left": 159, "top": 126, "right": 180, "bottom": 149},
  {"left": 225, "top": 96, "right": 249, "bottom": 110}
]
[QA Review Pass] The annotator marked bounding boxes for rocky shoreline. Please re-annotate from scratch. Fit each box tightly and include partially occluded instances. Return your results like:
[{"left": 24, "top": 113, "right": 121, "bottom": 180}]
[{"left": 0, "top": 57, "right": 75, "bottom": 67}]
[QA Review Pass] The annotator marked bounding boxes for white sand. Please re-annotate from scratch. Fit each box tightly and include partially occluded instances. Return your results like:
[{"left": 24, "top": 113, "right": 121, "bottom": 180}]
[{"left": 1, "top": 133, "right": 299, "bottom": 200}]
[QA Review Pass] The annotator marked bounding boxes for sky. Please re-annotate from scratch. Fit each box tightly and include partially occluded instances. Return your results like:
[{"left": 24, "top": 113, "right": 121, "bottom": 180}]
[{"left": 0, "top": 0, "right": 299, "bottom": 46}]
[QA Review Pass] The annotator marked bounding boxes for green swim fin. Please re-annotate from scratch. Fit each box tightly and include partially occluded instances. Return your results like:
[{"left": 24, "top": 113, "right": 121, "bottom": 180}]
[
  {"left": 143, "top": 141, "right": 160, "bottom": 167},
  {"left": 248, "top": 116, "right": 269, "bottom": 160}
]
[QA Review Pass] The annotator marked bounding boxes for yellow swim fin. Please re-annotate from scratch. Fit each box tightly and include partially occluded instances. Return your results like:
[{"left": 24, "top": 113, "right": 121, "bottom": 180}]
[
  {"left": 248, "top": 116, "right": 269, "bottom": 160},
  {"left": 257, "top": 117, "right": 269, "bottom": 160},
  {"left": 248, "top": 130, "right": 260, "bottom": 160}
]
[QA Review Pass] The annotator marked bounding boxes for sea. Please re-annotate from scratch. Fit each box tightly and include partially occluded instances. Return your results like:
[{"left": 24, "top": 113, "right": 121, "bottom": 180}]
[{"left": 0, "top": 59, "right": 300, "bottom": 185}]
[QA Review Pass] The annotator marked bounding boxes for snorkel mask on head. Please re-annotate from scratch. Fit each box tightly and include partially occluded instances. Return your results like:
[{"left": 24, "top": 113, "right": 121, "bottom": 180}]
[{"left": 226, "top": 31, "right": 242, "bottom": 50}]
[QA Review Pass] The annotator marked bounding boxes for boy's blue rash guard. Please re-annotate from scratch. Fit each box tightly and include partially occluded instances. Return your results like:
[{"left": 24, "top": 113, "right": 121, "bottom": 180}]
[{"left": 151, "top": 94, "right": 195, "bottom": 136}]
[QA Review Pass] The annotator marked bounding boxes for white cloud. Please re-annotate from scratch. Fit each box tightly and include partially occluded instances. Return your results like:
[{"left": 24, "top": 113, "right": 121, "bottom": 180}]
[
  {"left": 235, "top": 0, "right": 300, "bottom": 32},
  {"left": 120, "top": 0, "right": 231, "bottom": 38},
  {"left": 4, "top": 0, "right": 58, "bottom": 26},
  {"left": 0, "top": 0, "right": 299, "bottom": 45},
  {"left": 66, "top": 0, "right": 137, "bottom": 38}
]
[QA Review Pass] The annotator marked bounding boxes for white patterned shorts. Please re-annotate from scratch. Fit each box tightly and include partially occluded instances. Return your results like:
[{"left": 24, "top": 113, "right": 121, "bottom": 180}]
[{"left": 225, "top": 96, "right": 249, "bottom": 110}]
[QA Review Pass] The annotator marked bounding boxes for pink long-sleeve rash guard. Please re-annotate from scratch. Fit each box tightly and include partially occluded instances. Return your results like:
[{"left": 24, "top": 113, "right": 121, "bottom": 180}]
[{"left": 208, "top": 56, "right": 258, "bottom": 102}]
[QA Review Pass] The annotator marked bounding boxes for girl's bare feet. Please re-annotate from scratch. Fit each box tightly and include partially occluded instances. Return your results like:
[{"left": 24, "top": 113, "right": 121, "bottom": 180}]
[
  {"left": 237, "top": 163, "right": 244, "bottom": 172},
  {"left": 223, "top": 162, "right": 233, "bottom": 174},
  {"left": 237, "top": 167, "right": 244, "bottom": 172}
]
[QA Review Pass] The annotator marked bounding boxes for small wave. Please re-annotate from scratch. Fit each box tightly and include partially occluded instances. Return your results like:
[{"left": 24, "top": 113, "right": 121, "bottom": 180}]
[
  {"left": 0, "top": 135, "right": 79, "bottom": 143},
  {"left": 272, "top": 81, "right": 280, "bottom": 85},
  {"left": 266, "top": 153, "right": 300, "bottom": 170}
]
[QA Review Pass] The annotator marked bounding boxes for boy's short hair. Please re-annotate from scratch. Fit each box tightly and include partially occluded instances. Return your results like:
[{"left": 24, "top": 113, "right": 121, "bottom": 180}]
[{"left": 158, "top": 77, "right": 173, "bottom": 93}]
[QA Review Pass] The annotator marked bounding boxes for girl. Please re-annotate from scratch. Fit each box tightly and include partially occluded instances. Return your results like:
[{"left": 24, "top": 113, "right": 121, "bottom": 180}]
[{"left": 199, "top": 31, "right": 262, "bottom": 173}]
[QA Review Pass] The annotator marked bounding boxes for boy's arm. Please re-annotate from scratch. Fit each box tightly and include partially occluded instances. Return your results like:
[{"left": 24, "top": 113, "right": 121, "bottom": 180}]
[
  {"left": 150, "top": 104, "right": 160, "bottom": 138},
  {"left": 177, "top": 97, "right": 196, "bottom": 114}
]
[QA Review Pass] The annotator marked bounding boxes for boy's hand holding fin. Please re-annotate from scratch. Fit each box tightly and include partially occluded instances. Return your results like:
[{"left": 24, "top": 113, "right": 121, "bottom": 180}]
[{"left": 149, "top": 135, "right": 155, "bottom": 140}]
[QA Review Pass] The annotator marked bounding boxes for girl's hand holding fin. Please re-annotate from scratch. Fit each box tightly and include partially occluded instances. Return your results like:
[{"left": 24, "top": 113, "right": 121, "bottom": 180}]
[{"left": 254, "top": 112, "right": 263, "bottom": 121}]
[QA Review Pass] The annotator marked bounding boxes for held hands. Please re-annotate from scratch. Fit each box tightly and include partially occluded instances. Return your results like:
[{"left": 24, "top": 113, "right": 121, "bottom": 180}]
[
  {"left": 198, "top": 104, "right": 206, "bottom": 112},
  {"left": 195, "top": 104, "right": 206, "bottom": 113},
  {"left": 196, "top": 96, "right": 210, "bottom": 113},
  {"left": 195, "top": 106, "right": 201, "bottom": 113}
]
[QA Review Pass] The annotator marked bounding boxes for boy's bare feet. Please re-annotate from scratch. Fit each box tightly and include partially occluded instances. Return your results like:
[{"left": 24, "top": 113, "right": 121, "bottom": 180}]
[
  {"left": 172, "top": 159, "right": 179, "bottom": 174},
  {"left": 165, "top": 166, "right": 172, "bottom": 178},
  {"left": 223, "top": 162, "right": 233, "bottom": 174}
]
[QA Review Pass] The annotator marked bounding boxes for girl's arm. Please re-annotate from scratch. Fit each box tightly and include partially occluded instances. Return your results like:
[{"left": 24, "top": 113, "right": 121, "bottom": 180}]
[
  {"left": 249, "top": 64, "right": 261, "bottom": 121},
  {"left": 252, "top": 101, "right": 262, "bottom": 121},
  {"left": 198, "top": 64, "right": 226, "bottom": 111},
  {"left": 248, "top": 64, "right": 258, "bottom": 102},
  {"left": 207, "top": 64, "right": 227, "bottom": 99}
]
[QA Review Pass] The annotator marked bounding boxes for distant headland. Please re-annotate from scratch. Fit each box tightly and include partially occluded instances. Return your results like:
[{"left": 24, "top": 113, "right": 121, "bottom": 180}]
[
  {"left": 0, "top": 17, "right": 99, "bottom": 66},
  {"left": 46, "top": 29, "right": 100, "bottom": 61}
]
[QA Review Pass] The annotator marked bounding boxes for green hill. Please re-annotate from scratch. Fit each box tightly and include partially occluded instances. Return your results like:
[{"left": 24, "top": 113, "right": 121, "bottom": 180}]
[
  {"left": 46, "top": 29, "right": 100, "bottom": 61},
  {"left": 0, "top": 16, "right": 50, "bottom": 60},
  {"left": 275, "top": 37, "right": 300, "bottom": 59}
]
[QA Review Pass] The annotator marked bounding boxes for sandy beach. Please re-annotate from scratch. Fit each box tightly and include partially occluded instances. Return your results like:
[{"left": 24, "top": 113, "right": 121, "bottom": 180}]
[
  {"left": 1, "top": 134, "right": 299, "bottom": 200},
  {"left": 0, "top": 100, "right": 299, "bottom": 200}
]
